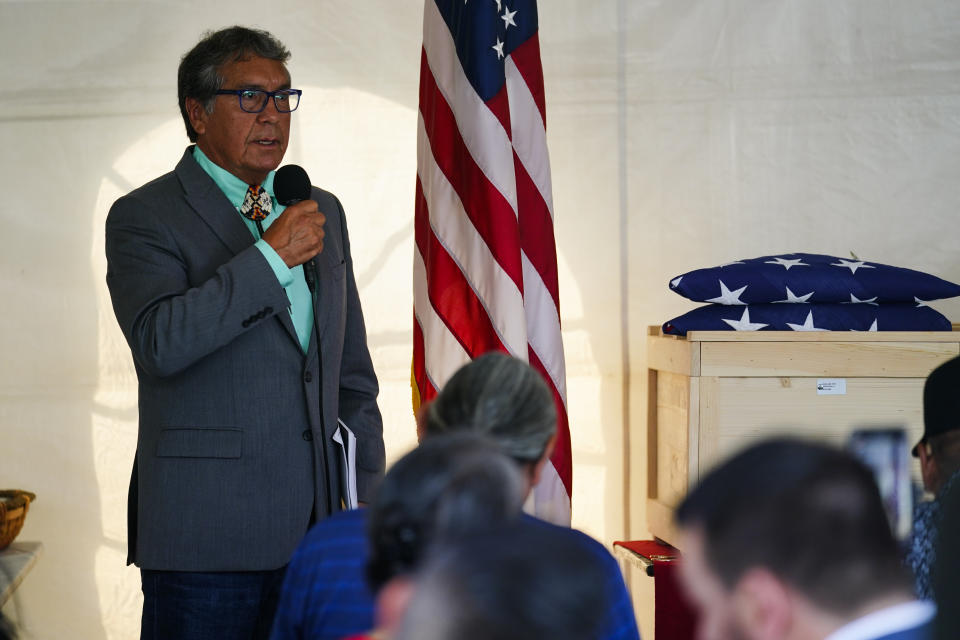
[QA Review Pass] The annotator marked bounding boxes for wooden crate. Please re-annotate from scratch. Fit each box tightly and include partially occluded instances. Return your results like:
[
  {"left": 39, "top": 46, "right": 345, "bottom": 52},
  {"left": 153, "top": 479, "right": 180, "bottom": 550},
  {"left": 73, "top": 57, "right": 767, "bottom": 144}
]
[{"left": 646, "top": 325, "right": 960, "bottom": 547}]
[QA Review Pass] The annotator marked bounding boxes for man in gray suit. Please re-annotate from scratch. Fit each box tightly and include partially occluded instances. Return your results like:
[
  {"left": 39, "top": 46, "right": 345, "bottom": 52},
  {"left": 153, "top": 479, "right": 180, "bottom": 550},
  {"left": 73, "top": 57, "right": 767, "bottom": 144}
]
[{"left": 105, "top": 26, "right": 384, "bottom": 639}]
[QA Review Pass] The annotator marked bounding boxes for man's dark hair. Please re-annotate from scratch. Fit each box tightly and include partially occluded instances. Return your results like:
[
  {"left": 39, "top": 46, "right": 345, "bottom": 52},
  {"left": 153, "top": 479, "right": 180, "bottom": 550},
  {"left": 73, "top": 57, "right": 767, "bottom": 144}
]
[
  {"left": 424, "top": 352, "right": 556, "bottom": 464},
  {"left": 177, "top": 26, "right": 290, "bottom": 142},
  {"left": 395, "top": 521, "right": 607, "bottom": 640},
  {"left": 365, "top": 433, "right": 524, "bottom": 592},
  {"left": 912, "top": 355, "right": 960, "bottom": 476},
  {"left": 675, "top": 438, "right": 912, "bottom": 615}
]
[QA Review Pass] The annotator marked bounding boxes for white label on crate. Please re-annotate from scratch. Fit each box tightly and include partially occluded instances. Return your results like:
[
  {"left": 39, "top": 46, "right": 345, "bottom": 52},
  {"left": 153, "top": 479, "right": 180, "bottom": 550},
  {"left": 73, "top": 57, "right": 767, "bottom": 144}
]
[{"left": 816, "top": 379, "right": 846, "bottom": 395}]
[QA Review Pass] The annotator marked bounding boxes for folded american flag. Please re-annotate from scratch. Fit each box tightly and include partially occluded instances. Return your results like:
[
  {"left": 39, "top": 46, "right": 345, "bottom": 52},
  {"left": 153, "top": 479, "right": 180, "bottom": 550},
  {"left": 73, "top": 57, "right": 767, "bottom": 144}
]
[
  {"left": 663, "top": 253, "right": 959, "bottom": 335},
  {"left": 669, "top": 253, "right": 960, "bottom": 306},
  {"left": 663, "top": 303, "right": 952, "bottom": 336}
]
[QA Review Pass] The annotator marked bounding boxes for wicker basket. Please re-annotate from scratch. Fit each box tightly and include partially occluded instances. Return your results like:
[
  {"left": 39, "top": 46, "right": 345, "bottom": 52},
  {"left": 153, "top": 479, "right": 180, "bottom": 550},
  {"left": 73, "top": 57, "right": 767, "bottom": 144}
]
[{"left": 0, "top": 490, "right": 36, "bottom": 551}]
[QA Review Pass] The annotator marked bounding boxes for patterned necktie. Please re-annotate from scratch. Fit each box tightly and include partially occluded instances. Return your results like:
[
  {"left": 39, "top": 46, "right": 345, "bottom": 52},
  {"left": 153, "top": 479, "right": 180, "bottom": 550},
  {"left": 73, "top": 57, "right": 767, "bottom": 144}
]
[{"left": 240, "top": 184, "right": 272, "bottom": 222}]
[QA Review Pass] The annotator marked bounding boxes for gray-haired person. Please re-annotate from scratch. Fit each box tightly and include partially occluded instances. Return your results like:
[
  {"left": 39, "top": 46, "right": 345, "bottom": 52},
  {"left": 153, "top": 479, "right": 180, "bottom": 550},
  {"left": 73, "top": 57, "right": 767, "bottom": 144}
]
[
  {"left": 271, "top": 352, "right": 640, "bottom": 640},
  {"left": 106, "top": 26, "right": 383, "bottom": 639},
  {"left": 420, "top": 351, "right": 559, "bottom": 493}
]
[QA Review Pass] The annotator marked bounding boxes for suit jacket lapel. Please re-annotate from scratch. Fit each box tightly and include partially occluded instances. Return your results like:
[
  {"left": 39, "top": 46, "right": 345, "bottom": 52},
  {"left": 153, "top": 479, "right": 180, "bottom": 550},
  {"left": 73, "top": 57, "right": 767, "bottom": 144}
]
[
  {"left": 176, "top": 148, "right": 252, "bottom": 257},
  {"left": 175, "top": 147, "right": 301, "bottom": 349}
]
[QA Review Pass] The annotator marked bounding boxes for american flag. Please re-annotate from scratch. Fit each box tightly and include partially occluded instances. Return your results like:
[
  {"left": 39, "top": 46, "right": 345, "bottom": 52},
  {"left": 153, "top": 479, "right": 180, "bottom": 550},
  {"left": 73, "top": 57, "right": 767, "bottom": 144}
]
[{"left": 413, "top": 0, "right": 571, "bottom": 524}]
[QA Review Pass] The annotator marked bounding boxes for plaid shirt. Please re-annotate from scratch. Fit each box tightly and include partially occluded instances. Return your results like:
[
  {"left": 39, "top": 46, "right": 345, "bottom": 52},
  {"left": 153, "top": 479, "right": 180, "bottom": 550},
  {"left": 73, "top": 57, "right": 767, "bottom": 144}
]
[{"left": 907, "top": 470, "right": 960, "bottom": 601}]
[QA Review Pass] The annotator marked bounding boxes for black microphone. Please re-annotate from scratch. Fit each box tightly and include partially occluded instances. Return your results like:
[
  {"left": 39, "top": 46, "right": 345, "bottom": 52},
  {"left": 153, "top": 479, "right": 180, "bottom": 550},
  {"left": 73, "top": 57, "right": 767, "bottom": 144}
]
[{"left": 274, "top": 164, "right": 318, "bottom": 294}]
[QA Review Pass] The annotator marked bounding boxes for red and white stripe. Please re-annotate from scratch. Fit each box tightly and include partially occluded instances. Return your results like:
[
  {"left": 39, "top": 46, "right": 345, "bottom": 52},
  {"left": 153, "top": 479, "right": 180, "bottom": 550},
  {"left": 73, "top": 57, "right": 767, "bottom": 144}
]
[{"left": 413, "top": 0, "right": 571, "bottom": 525}]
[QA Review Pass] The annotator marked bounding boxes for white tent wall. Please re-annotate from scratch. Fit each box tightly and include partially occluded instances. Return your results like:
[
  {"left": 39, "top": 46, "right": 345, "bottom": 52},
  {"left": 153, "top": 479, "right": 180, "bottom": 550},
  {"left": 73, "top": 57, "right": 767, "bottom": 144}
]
[{"left": 2, "top": 1, "right": 959, "bottom": 638}]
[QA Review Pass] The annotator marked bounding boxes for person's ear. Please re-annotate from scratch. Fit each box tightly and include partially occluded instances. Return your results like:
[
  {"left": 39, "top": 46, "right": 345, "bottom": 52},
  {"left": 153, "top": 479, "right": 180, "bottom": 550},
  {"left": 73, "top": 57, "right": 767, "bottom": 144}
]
[
  {"left": 732, "top": 568, "right": 793, "bottom": 640},
  {"left": 918, "top": 443, "right": 940, "bottom": 493},
  {"left": 185, "top": 97, "right": 210, "bottom": 137},
  {"left": 374, "top": 576, "right": 416, "bottom": 636}
]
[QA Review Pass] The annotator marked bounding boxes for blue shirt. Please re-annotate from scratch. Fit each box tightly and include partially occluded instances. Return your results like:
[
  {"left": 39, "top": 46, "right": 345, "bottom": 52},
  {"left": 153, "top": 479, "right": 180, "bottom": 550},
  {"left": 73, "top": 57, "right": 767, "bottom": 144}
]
[
  {"left": 269, "top": 509, "right": 641, "bottom": 640},
  {"left": 270, "top": 509, "right": 373, "bottom": 640}
]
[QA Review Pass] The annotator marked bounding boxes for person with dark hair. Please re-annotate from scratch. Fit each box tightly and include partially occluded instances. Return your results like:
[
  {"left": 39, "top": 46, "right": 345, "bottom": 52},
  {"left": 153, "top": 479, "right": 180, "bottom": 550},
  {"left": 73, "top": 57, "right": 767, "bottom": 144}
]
[
  {"left": 908, "top": 355, "right": 960, "bottom": 600},
  {"left": 390, "top": 521, "right": 609, "bottom": 640},
  {"left": 105, "top": 26, "right": 383, "bottom": 639},
  {"left": 270, "top": 352, "right": 640, "bottom": 640},
  {"left": 351, "top": 433, "right": 526, "bottom": 639},
  {"left": 364, "top": 433, "right": 524, "bottom": 591},
  {"left": 675, "top": 438, "right": 934, "bottom": 640}
]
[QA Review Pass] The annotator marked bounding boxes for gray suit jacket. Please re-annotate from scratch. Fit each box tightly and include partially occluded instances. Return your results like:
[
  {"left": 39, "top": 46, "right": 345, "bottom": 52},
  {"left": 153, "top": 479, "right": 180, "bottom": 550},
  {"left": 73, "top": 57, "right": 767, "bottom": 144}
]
[{"left": 105, "top": 147, "right": 384, "bottom": 571}]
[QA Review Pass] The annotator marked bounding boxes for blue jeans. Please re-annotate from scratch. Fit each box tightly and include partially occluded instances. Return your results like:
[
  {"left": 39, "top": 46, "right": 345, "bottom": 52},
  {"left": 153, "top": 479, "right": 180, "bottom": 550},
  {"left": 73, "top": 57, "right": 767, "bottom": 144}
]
[{"left": 140, "top": 567, "right": 287, "bottom": 640}]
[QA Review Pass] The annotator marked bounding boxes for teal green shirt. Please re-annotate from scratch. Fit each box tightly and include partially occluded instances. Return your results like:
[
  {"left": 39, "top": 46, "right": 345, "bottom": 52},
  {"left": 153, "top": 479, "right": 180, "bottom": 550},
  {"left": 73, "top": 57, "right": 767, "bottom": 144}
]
[{"left": 193, "top": 146, "right": 313, "bottom": 353}]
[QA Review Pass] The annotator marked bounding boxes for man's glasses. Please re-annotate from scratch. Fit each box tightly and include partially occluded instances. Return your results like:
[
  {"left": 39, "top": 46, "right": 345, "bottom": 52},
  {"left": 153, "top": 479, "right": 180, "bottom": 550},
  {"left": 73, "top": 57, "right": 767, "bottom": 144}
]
[{"left": 215, "top": 89, "right": 303, "bottom": 113}]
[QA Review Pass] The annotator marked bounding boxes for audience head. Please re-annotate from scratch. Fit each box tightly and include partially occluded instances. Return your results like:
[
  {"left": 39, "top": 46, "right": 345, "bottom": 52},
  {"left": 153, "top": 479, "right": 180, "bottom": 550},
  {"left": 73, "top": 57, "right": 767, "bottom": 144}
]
[
  {"left": 393, "top": 521, "right": 607, "bottom": 640},
  {"left": 915, "top": 356, "right": 960, "bottom": 494},
  {"left": 420, "top": 352, "right": 557, "bottom": 491},
  {"left": 365, "top": 433, "right": 525, "bottom": 594},
  {"left": 675, "top": 438, "right": 913, "bottom": 640}
]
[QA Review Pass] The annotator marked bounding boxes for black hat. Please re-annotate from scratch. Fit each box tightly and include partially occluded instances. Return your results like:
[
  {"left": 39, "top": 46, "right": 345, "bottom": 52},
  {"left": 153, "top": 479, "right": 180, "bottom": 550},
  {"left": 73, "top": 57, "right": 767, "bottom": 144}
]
[{"left": 914, "top": 355, "right": 960, "bottom": 456}]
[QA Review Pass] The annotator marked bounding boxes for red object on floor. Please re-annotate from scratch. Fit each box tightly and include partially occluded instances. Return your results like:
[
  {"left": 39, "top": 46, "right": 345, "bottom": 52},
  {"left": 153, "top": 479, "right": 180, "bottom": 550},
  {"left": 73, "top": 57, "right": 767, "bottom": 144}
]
[{"left": 614, "top": 540, "right": 697, "bottom": 640}]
